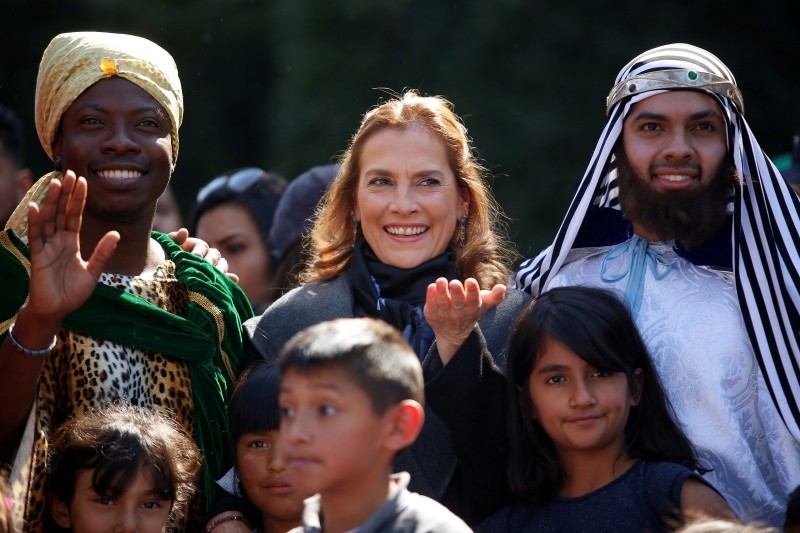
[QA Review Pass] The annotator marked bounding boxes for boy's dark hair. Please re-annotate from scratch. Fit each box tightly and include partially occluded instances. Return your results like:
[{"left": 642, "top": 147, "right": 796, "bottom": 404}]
[
  {"left": 505, "top": 286, "right": 703, "bottom": 504},
  {"left": 0, "top": 105, "right": 24, "bottom": 166},
  {"left": 46, "top": 403, "right": 202, "bottom": 529},
  {"left": 278, "top": 317, "right": 424, "bottom": 413},
  {"left": 228, "top": 360, "right": 282, "bottom": 444}
]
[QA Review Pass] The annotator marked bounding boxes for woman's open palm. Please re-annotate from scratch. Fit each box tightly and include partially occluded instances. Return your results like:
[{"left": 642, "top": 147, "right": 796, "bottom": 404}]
[{"left": 424, "top": 277, "right": 506, "bottom": 365}]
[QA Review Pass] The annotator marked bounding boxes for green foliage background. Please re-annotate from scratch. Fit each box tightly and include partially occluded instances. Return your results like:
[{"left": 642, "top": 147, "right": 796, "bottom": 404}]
[{"left": 2, "top": 0, "right": 798, "bottom": 261}]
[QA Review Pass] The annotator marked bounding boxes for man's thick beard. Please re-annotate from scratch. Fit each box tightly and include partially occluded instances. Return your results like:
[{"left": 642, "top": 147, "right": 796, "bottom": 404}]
[{"left": 615, "top": 149, "right": 736, "bottom": 250}]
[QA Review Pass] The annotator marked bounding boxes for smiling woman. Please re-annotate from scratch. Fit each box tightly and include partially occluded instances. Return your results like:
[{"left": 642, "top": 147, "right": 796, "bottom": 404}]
[
  {"left": 243, "top": 91, "right": 531, "bottom": 525},
  {"left": 354, "top": 125, "right": 469, "bottom": 270}
]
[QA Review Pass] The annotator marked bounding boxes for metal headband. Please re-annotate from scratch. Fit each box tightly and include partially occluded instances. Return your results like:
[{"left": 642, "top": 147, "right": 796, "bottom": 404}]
[{"left": 605, "top": 69, "right": 744, "bottom": 115}]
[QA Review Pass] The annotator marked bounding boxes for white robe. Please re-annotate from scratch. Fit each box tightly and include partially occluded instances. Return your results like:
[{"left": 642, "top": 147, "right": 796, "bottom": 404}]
[{"left": 549, "top": 241, "right": 800, "bottom": 526}]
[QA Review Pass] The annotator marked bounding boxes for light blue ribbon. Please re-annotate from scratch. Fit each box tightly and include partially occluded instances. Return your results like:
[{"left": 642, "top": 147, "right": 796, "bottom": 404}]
[
  {"left": 371, "top": 275, "right": 385, "bottom": 311},
  {"left": 600, "top": 235, "right": 675, "bottom": 319}
]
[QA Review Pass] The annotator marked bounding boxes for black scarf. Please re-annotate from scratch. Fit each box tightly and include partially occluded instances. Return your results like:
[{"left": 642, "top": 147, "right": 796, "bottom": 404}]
[{"left": 350, "top": 239, "right": 458, "bottom": 359}]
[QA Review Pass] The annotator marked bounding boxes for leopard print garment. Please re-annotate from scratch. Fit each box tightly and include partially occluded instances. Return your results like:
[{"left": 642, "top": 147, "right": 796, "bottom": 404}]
[{"left": 11, "top": 260, "right": 198, "bottom": 533}]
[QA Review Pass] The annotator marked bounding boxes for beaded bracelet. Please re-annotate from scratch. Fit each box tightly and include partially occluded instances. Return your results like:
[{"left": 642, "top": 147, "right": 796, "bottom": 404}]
[
  {"left": 204, "top": 514, "right": 251, "bottom": 533},
  {"left": 7, "top": 323, "right": 57, "bottom": 357}
]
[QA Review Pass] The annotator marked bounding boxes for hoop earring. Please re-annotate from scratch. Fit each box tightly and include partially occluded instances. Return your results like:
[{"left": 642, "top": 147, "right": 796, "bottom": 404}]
[{"left": 458, "top": 215, "right": 467, "bottom": 249}]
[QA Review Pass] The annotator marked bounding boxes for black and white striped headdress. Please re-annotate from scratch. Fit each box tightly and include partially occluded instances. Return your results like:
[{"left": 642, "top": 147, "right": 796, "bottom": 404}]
[{"left": 516, "top": 43, "right": 800, "bottom": 440}]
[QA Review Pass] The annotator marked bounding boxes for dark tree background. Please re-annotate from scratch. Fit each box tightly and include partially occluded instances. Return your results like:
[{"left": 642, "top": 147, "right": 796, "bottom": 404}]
[{"left": 2, "top": 0, "right": 798, "bottom": 260}]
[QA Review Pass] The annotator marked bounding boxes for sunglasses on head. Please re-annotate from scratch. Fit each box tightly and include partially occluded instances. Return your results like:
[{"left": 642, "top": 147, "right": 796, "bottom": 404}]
[{"left": 196, "top": 167, "right": 268, "bottom": 204}]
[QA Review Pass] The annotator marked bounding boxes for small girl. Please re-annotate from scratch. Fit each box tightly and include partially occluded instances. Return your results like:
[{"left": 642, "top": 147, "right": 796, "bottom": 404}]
[
  {"left": 46, "top": 403, "right": 201, "bottom": 533},
  {"left": 213, "top": 361, "right": 304, "bottom": 533},
  {"left": 479, "top": 286, "right": 736, "bottom": 533}
]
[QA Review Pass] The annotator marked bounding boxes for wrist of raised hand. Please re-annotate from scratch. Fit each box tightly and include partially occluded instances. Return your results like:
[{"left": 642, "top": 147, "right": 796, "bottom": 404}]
[
  {"left": 435, "top": 332, "right": 472, "bottom": 366},
  {"left": 11, "top": 305, "right": 63, "bottom": 350}
]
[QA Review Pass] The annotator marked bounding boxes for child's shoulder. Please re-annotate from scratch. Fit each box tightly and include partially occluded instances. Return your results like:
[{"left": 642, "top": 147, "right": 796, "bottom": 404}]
[
  {"left": 394, "top": 491, "right": 472, "bottom": 533},
  {"left": 379, "top": 473, "right": 472, "bottom": 533},
  {"left": 475, "top": 461, "right": 705, "bottom": 533},
  {"left": 638, "top": 460, "right": 704, "bottom": 490},
  {"left": 637, "top": 460, "right": 710, "bottom": 508}
]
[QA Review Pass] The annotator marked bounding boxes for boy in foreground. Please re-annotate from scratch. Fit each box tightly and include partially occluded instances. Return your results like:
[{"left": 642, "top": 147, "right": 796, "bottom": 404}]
[{"left": 277, "top": 317, "right": 471, "bottom": 533}]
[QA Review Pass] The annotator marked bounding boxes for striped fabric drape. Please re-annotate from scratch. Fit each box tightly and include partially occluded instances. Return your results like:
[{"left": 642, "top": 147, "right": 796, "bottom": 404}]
[{"left": 515, "top": 43, "right": 800, "bottom": 441}]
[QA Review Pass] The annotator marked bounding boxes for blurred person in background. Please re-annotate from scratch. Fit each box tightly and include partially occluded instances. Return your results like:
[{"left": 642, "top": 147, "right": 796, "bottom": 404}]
[
  {"left": 0, "top": 105, "right": 33, "bottom": 227},
  {"left": 780, "top": 130, "right": 800, "bottom": 195},
  {"left": 192, "top": 167, "right": 287, "bottom": 314},
  {"left": 265, "top": 163, "right": 336, "bottom": 304},
  {"left": 153, "top": 183, "right": 184, "bottom": 233}
]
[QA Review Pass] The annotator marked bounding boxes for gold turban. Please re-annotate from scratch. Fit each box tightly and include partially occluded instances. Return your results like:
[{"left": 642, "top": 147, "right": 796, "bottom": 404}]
[{"left": 35, "top": 31, "right": 183, "bottom": 164}]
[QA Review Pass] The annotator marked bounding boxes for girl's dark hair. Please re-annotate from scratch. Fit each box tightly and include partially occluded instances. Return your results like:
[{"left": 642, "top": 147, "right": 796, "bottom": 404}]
[
  {"left": 228, "top": 361, "right": 282, "bottom": 445},
  {"left": 46, "top": 403, "right": 201, "bottom": 530},
  {"left": 190, "top": 167, "right": 288, "bottom": 269},
  {"left": 506, "top": 286, "right": 704, "bottom": 504}
]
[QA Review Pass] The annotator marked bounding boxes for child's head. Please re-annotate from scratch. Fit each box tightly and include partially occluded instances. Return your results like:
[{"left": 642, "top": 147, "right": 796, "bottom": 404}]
[
  {"left": 229, "top": 361, "right": 283, "bottom": 444},
  {"left": 277, "top": 317, "right": 425, "bottom": 496},
  {"left": 228, "top": 361, "right": 304, "bottom": 532},
  {"left": 278, "top": 317, "right": 424, "bottom": 414},
  {"left": 46, "top": 403, "right": 201, "bottom": 533},
  {"left": 506, "top": 286, "right": 700, "bottom": 503}
]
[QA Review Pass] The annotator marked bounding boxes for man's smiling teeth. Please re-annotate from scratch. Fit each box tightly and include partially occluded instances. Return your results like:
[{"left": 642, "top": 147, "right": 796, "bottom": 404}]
[
  {"left": 661, "top": 174, "right": 692, "bottom": 182},
  {"left": 386, "top": 226, "right": 427, "bottom": 236},
  {"left": 97, "top": 169, "right": 142, "bottom": 179}
]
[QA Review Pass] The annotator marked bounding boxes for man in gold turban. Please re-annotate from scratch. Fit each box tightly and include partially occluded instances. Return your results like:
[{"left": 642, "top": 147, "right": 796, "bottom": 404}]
[{"left": 0, "top": 32, "right": 252, "bottom": 532}]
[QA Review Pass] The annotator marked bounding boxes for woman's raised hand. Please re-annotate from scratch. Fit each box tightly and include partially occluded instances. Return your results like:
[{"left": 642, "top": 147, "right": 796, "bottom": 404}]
[{"left": 424, "top": 277, "right": 505, "bottom": 365}]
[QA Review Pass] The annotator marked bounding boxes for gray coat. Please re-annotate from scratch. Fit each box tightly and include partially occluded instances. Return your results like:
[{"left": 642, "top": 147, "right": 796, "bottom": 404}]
[{"left": 244, "top": 271, "right": 529, "bottom": 366}]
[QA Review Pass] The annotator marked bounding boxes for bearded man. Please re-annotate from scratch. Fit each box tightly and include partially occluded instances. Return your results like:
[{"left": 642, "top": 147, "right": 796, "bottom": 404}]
[{"left": 516, "top": 43, "right": 800, "bottom": 526}]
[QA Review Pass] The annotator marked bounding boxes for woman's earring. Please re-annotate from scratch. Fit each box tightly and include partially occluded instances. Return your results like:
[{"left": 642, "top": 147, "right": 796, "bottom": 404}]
[
  {"left": 352, "top": 213, "right": 359, "bottom": 245},
  {"left": 458, "top": 214, "right": 467, "bottom": 248}
]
